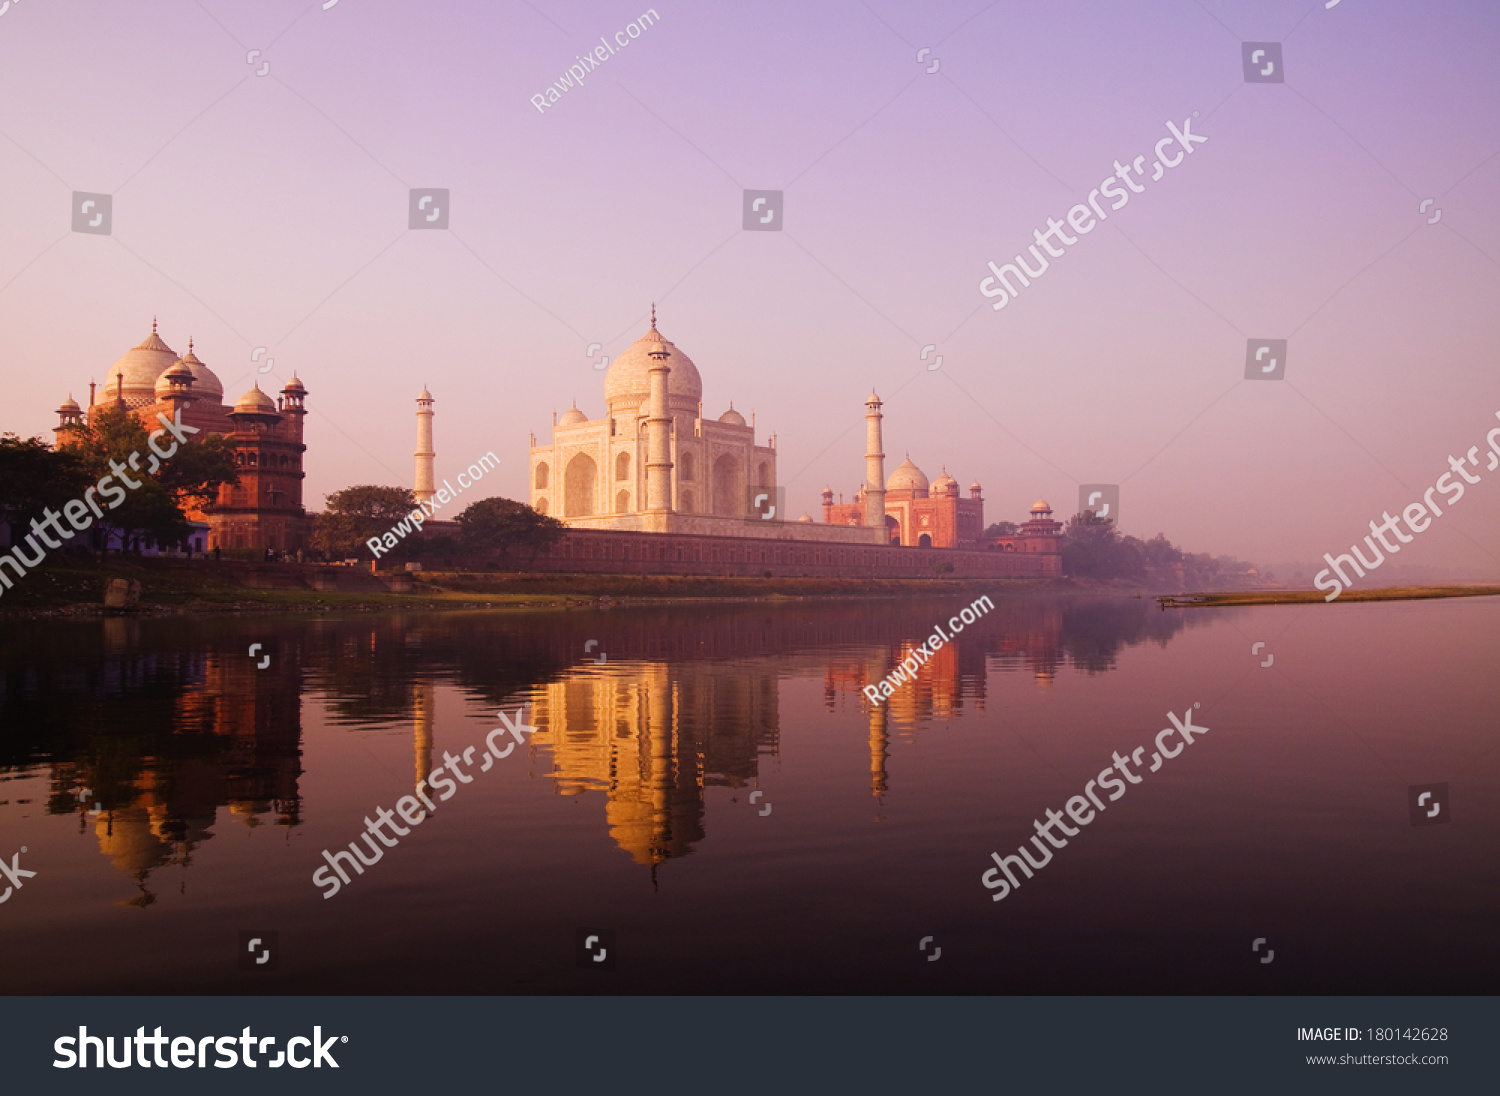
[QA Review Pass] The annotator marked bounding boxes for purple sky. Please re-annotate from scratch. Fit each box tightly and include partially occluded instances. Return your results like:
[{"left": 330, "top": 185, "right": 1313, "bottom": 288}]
[{"left": 3, "top": 0, "right": 1499, "bottom": 577}]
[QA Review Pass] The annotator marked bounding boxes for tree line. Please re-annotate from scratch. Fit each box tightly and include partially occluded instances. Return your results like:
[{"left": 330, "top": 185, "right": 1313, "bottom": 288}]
[
  {"left": 0, "top": 409, "right": 238, "bottom": 553},
  {"left": 313, "top": 485, "right": 564, "bottom": 565},
  {"left": 1056, "top": 511, "right": 1258, "bottom": 585}
]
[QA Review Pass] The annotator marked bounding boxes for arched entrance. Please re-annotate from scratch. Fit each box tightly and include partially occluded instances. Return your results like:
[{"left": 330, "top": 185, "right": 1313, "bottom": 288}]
[
  {"left": 713, "top": 454, "right": 742, "bottom": 517},
  {"left": 564, "top": 453, "right": 597, "bottom": 517}
]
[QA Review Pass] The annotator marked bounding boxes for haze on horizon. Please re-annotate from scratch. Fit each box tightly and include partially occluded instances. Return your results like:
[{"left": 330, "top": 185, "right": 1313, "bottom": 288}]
[{"left": 2, "top": 0, "right": 1498, "bottom": 582}]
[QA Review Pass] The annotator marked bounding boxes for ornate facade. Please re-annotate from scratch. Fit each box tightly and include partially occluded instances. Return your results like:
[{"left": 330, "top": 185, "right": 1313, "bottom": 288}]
[
  {"left": 54, "top": 322, "right": 311, "bottom": 553},
  {"left": 529, "top": 312, "right": 819, "bottom": 538}
]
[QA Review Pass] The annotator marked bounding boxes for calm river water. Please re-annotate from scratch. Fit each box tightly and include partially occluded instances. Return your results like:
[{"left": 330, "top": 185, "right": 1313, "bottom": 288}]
[{"left": 0, "top": 594, "right": 1495, "bottom": 993}]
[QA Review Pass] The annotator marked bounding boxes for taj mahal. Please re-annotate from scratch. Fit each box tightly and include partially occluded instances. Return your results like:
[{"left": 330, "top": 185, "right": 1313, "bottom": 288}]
[{"left": 498, "top": 310, "right": 1045, "bottom": 550}]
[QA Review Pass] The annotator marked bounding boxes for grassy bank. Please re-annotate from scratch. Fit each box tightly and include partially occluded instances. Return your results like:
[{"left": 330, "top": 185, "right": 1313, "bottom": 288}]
[
  {"left": 1157, "top": 585, "right": 1500, "bottom": 608},
  {"left": 1, "top": 556, "right": 1079, "bottom": 616}
]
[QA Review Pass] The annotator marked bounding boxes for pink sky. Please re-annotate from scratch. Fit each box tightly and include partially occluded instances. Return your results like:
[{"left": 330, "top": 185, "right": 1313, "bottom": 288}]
[{"left": 2, "top": 0, "right": 1499, "bottom": 577}]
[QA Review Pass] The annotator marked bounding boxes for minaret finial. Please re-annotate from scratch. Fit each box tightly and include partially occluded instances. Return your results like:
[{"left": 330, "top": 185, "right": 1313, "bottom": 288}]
[{"left": 650, "top": 302, "right": 656, "bottom": 329}]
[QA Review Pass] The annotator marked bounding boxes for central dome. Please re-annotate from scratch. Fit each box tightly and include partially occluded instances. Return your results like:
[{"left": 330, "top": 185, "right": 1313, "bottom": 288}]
[
  {"left": 108, "top": 326, "right": 179, "bottom": 406},
  {"left": 604, "top": 323, "right": 703, "bottom": 413},
  {"left": 887, "top": 456, "right": 929, "bottom": 496}
]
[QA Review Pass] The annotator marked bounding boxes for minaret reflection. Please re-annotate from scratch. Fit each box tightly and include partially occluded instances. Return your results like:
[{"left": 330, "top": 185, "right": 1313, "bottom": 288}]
[
  {"left": 413, "top": 679, "right": 435, "bottom": 791},
  {"left": 528, "top": 661, "right": 778, "bottom": 871}
]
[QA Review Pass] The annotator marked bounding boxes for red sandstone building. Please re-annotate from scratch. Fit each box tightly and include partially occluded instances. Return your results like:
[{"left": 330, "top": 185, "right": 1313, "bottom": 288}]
[{"left": 55, "top": 322, "right": 312, "bottom": 553}]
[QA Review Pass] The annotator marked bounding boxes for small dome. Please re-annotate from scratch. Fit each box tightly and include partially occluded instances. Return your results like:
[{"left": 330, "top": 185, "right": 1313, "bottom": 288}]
[
  {"left": 933, "top": 469, "right": 959, "bottom": 496},
  {"left": 417, "top": 385, "right": 432, "bottom": 401},
  {"left": 232, "top": 384, "right": 278, "bottom": 415},
  {"left": 559, "top": 404, "right": 588, "bottom": 426},
  {"left": 970, "top": 480, "right": 981, "bottom": 490},
  {"left": 58, "top": 396, "right": 81, "bottom": 413},
  {"left": 1031, "top": 498, "right": 1052, "bottom": 513},
  {"left": 283, "top": 372, "right": 306, "bottom": 393},
  {"left": 718, "top": 406, "right": 746, "bottom": 426},
  {"left": 887, "top": 456, "right": 929, "bottom": 496},
  {"left": 174, "top": 340, "right": 223, "bottom": 402},
  {"left": 154, "top": 359, "right": 196, "bottom": 398},
  {"left": 798, "top": 512, "right": 813, "bottom": 523}
]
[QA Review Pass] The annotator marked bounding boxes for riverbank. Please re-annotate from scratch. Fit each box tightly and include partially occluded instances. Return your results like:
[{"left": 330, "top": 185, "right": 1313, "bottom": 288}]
[
  {"left": 0, "top": 556, "right": 1095, "bottom": 617},
  {"left": 1157, "top": 585, "right": 1500, "bottom": 608}
]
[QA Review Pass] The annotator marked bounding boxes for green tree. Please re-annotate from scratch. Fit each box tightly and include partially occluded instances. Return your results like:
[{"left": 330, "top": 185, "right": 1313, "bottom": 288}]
[
  {"left": 0, "top": 434, "right": 94, "bottom": 541},
  {"left": 67, "top": 406, "right": 238, "bottom": 552},
  {"left": 455, "top": 497, "right": 565, "bottom": 566},
  {"left": 314, "top": 485, "right": 417, "bottom": 558},
  {"left": 1061, "top": 511, "right": 1144, "bottom": 579},
  {"left": 158, "top": 433, "right": 240, "bottom": 511},
  {"left": 981, "top": 521, "right": 1019, "bottom": 539}
]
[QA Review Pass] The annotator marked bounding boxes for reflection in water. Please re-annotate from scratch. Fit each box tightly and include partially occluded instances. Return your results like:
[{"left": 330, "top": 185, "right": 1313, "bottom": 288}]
[
  {"left": 0, "top": 596, "right": 1198, "bottom": 895},
  {"left": 528, "top": 663, "right": 779, "bottom": 873}
]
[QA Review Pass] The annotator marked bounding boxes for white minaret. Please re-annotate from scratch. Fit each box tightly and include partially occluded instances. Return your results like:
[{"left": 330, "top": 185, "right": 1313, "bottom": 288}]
[
  {"left": 864, "top": 389, "right": 886, "bottom": 532},
  {"left": 645, "top": 329, "right": 674, "bottom": 513},
  {"left": 415, "top": 386, "right": 436, "bottom": 506}
]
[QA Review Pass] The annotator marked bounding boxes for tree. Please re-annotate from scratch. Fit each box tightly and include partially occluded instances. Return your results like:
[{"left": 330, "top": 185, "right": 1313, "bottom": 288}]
[
  {"left": 1061, "top": 511, "right": 1144, "bottom": 579},
  {"left": 0, "top": 434, "right": 94, "bottom": 541},
  {"left": 982, "top": 521, "right": 1019, "bottom": 539},
  {"left": 74, "top": 406, "right": 239, "bottom": 552},
  {"left": 314, "top": 485, "right": 417, "bottom": 558},
  {"left": 455, "top": 497, "right": 565, "bottom": 566},
  {"left": 157, "top": 433, "right": 240, "bottom": 511}
]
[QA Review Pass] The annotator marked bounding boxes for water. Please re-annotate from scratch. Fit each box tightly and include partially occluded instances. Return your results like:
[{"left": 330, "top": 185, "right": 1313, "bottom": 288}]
[{"left": 0, "top": 594, "right": 1495, "bottom": 993}]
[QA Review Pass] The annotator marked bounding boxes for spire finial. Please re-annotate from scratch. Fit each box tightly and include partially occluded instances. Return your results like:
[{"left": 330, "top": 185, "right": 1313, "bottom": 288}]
[
  {"left": 650, "top": 302, "right": 656, "bottom": 329},
  {"left": 188, "top": 336, "right": 193, "bottom": 351},
  {"left": 152, "top": 316, "right": 157, "bottom": 333}
]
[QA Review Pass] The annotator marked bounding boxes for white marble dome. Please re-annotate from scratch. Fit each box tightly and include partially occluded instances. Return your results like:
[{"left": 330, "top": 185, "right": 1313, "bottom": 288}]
[
  {"left": 604, "top": 322, "right": 703, "bottom": 413},
  {"left": 106, "top": 324, "right": 179, "bottom": 405},
  {"left": 887, "top": 456, "right": 929, "bottom": 496}
]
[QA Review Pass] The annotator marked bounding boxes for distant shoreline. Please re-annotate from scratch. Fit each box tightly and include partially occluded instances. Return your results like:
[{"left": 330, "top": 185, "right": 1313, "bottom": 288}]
[{"left": 1157, "top": 585, "right": 1500, "bottom": 608}]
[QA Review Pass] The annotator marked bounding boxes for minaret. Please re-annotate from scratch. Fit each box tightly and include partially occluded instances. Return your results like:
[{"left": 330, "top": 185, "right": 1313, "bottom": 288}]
[
  {"left": 864, "top": 390, "right": 886, "bottom": 533},
  {"left": 644, "top": 308, "right": 674, "bottom": 515},
  {"left": 414, "top": 387, "right": 436, "bottom": 506}
]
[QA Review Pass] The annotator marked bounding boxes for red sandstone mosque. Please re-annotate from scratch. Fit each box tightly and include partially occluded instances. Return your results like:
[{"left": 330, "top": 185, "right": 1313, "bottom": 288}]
[{"left": 53, "top": 321, "right": 311, "bottom": 554}]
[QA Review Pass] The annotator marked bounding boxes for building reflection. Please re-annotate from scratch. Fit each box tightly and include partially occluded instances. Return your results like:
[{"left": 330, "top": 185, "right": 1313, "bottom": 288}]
[
  {"left": 49, "top": 640, "right": 303, "bottom": 907},
  {"left": 6, "top": 595, "right": 1196, "bottom": 899},
  {"left": 528, "top": 662, "right": 778, "bottom": 873}
]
